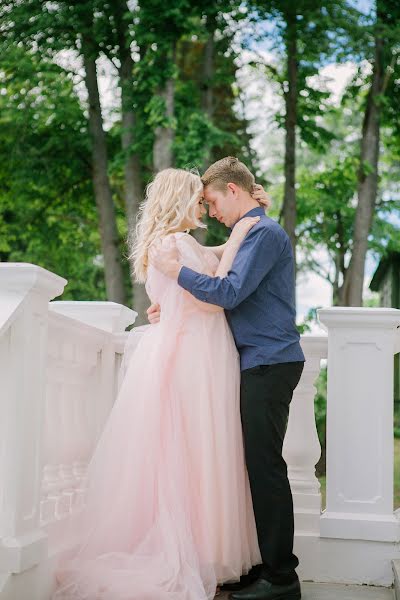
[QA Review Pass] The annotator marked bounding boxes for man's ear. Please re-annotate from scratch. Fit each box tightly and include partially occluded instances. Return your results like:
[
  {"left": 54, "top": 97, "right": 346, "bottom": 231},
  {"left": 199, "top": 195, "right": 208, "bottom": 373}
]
[{"left": 226, "top": 182, "right": 239, "bottom": 196}]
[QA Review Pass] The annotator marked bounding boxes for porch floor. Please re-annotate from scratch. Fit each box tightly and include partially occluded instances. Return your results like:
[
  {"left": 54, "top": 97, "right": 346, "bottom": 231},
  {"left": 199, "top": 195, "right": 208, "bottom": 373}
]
[{"left": 216, "top": 581, "right": 395, "bottom": 599}]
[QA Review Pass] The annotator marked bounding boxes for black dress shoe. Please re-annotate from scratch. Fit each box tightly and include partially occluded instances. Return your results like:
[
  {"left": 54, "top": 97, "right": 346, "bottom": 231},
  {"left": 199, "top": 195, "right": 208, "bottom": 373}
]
[
  {"left": 220, "top": 565, "right": 263, "bottom": 592},
  {"left": 229, "top": 576, "right": 301, "bottom": 600},
  {"left": 220, "top": 575, "right": 258, "bottom": 592}
]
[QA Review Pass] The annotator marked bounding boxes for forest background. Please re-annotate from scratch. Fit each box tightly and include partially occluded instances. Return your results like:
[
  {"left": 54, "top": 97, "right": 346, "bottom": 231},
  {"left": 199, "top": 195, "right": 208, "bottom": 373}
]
[{"left": 1, "top": 0, "right": 399, "bottom": 331}]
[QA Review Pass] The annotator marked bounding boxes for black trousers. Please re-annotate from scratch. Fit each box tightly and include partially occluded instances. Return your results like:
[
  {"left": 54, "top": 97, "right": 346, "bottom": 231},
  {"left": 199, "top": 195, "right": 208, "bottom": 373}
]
[{"left": 240, "top": 361, "right": 304, "bottom": 585}]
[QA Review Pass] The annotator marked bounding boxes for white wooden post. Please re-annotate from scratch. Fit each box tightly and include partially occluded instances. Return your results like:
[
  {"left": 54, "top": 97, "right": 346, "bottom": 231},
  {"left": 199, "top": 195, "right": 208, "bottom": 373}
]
[
  {"left": 318, "top": 307, "right": 400, "bottom": 542},
  {"left": 283, "top": 336, "right": 327, "bottom": 534},
  {"left": 0, "top": 264, "right": 66, "bottom": 574}
]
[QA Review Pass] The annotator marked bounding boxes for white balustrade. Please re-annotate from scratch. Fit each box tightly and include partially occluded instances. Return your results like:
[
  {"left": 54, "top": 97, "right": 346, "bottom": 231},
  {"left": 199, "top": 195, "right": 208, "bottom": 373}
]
[
  {"left": 0, "top": 264, "right": 137, "bottom": 598},
  {"left": 318, "top": 307, "right": 400, "bottom": 543},
  {"left": 50, "top": 302, "right": 138, "bottom": 437},
  {"left": 41, "top": 312, "right": 104, "bottom": 525},
  {"left": 42, "top": 302, "right": 137, "bottom": 536},
  {"left": 2, "top": 263, "right": 400, "bottom": 596}
]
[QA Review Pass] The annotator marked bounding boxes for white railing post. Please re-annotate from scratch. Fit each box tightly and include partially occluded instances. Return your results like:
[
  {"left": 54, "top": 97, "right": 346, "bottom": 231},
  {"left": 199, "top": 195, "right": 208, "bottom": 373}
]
[
  {"left": 0, "top": 264, "right": 66, "bottom": 576},
  {"left": 283, "top": 336, "right": 327, "bottom": 534},
  {"left": 318, "top": 307, "right": 400, "bottom": 542}
]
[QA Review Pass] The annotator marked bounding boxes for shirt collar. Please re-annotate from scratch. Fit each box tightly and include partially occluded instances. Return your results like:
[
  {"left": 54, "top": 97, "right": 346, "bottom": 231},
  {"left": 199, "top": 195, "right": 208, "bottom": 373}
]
[{"left": 231, "top": 206, "right": 265, "bottom": 229}]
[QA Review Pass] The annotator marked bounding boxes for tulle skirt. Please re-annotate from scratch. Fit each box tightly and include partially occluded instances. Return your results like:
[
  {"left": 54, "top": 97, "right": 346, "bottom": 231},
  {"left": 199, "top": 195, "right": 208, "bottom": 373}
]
[{"left": 52, "top": 311, "right": 261, "bottom": 600}]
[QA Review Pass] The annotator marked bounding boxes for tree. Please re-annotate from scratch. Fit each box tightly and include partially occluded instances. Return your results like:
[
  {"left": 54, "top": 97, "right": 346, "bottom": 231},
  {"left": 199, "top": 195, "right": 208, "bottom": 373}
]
[
  {"left": 134, "top": 1, "right": 193, "bottom": 172},
  {"left": 296, "top": 157, "right": 400, "bottom": 305},
  {"left": 341, "top": 0, "right": 400, "bottom": 305},
  {"left": 0, "top": 45, "right": 107, "bottom": 299},
  {"left": 132, "top": 0, "right": 258, "bottom": 247},
  {"left": 95, "top": 0, "right": 149, "bottom": 320},
  {"left": 248, "top": 0, "right": 360, "bottom": 276},
  {"left": 0, "top": 0, "right": 127, "bottom": 303}
]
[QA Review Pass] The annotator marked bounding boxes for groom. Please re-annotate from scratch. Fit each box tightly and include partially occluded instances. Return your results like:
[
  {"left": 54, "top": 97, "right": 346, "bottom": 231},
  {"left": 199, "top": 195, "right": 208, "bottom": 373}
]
[{"left": 148, "top": 156, "right": 305, "bottom": 600}]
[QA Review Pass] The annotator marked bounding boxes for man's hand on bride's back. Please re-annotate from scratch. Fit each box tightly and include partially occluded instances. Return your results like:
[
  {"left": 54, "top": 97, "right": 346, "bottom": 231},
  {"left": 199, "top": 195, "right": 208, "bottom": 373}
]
[
  {"left": 147, "top": 302, "right": 161, "bottom": 324},
  {"left": 229, "top": 216, "right": 260, "bottom": 246},
  {"left": 148, "top": 237, "right": 182, "bottom": 280}
]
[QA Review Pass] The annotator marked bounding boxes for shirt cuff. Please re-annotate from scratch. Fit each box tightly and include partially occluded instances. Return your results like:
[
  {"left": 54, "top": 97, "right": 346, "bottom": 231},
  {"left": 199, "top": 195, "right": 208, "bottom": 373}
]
[{"left": 177, "top": 266, "right": 199, "bottom": 292}]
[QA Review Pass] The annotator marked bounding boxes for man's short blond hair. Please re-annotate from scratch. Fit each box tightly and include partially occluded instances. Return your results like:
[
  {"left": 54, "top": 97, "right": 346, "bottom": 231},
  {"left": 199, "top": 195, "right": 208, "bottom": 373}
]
[{"left": 201, "top": 156, "right": 255, "bottom": 193}]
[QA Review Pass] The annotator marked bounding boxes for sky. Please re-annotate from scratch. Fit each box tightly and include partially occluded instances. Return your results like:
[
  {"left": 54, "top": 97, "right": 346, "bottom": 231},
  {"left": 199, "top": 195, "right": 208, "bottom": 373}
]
[{"left": 352, "top": 0, "right": 374, "bottom": 15}]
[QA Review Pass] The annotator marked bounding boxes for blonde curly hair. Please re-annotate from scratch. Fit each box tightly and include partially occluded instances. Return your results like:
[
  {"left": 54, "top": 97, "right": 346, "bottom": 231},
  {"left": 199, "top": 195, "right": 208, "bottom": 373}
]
[{"left": 128, "top": 168, "right": 205, "bottom": 283}]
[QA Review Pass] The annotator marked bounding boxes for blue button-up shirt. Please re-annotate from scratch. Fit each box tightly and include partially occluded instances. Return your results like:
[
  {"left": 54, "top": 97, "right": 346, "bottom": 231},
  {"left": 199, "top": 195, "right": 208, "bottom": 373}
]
[{"left": 178, "top": 206, "right": 305, "bottom": 371}]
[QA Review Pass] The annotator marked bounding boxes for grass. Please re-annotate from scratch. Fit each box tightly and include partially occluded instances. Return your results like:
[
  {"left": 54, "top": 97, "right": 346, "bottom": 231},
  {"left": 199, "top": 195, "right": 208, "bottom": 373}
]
[{"left": 318, "top": 437, "right": 400, "bottom": 511}]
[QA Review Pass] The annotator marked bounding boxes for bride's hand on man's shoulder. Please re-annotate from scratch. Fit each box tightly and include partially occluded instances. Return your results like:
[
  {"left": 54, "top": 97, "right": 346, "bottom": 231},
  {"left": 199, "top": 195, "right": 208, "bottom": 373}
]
[
  {"left": 251, "top": 183, "right": 272, "bottom": 209},
  {"left": 229, "top": 216, "right": 260, "bottom": 245}
]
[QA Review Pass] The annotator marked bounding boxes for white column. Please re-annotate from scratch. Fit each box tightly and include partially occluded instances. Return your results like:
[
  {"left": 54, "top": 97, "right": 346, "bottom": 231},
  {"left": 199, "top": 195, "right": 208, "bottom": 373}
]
[
  {"left": 0, "top": 264, "right": 66, "bottom": 573},
  {"left": 283, "top": 336, "right": 327, "bottom": 534},
  {"left": 318, "top": 307, "right": 400, "bottom": 542}
]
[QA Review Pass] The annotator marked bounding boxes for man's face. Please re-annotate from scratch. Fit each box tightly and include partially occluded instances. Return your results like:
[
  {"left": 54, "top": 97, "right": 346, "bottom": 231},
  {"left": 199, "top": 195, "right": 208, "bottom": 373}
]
[{"left": 203, "top": 184, "right": 240, "bottom": 228}]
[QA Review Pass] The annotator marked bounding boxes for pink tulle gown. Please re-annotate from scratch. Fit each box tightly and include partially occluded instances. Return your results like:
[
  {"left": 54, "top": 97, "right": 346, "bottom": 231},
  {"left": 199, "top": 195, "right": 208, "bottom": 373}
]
[{"left": 52, "top": 233, "right": 261, "bottom": 600}]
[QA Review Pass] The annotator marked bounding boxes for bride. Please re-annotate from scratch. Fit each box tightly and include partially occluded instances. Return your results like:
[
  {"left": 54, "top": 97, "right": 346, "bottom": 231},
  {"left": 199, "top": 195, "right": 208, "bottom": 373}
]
[{"left": 52, "top": 167, "right": 267, "bottom": 600}]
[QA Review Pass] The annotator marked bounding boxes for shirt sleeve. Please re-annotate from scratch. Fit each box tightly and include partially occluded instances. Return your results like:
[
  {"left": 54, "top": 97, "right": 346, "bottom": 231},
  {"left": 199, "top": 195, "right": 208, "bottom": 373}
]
[{"left": 177, "top": 226, "right": 286, "bottom": 310}]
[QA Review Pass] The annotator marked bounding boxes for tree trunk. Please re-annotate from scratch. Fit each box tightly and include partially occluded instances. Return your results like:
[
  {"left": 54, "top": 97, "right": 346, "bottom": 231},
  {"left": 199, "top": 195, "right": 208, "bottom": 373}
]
[
  {"left": 341, "top": 18, "right": 384, "bottom": 306},
  {"left": 193, "top": 24, "right": 216, "bottom": 247},
  {"left": 332, "top": 253, "right": 340, "bottom": 307},
  {"left": 282, "top": 8, "right": 298, "bottom": 276},
  {"left": 153, "top": 76, "right": 175, "bottom": 172},
  {"left": 120, "top": 76, "right": 149, "bottom": 323},
  {"left": 115, "top": 6, "right": 149, "bottom": 323},
  {"left": 82, "top": 39, "right": 126, "bottom": 304},
  {"left": 334, "top": 212, "right": 347, "bottom": 306},
  {"left": 201, "top": 23, "right": 215, "bottom": 172},
  {"left": 201, "top": 31, "right": 215, "bottom": 123}
]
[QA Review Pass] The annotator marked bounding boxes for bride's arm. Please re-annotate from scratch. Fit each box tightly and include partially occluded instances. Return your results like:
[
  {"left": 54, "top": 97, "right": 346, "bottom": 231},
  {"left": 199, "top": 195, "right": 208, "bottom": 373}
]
[
  {"left": 214, "top": 217, "right": 260, "bottom": 278},
  {"left": 207, "top": 242, "right": 227, "bottom": 260}
]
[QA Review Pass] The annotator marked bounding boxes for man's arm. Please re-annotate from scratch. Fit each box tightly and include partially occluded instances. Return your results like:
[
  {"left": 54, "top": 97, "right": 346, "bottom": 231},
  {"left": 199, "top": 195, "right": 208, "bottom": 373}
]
[{"left": 178, "top": 227, "right": 284, "bottom": 310}]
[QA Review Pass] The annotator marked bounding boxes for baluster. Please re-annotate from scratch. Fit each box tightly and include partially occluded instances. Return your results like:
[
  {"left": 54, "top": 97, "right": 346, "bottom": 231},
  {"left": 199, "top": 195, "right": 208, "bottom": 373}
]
[{"left": 283, "top": 336, "right": 327, "bottom": 534}]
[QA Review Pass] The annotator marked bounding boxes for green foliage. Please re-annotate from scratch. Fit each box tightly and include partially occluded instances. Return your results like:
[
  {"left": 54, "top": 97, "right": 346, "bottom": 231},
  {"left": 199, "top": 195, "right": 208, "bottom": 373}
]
[
  {"left": 296, "top": 307, "right": 321, "bottom": 334},
  {"left": 314, "top": 366, "right": 327, "bottom": 476},
  {"left": 295, "top": 150, "right": 400, "bottom": 286},
  {"left": 0, "top": 0, "right": 257, "bottom": 299},
  {"left": 174, "top": 112, "right": 228, "bottom": 168},
  {"left": 0, "top": 44, "right": 107, "bottom": 299},
  {"left": 145, "top": 95, "right": 177, "bottom": 130},
  {"left": 1, "top": 0, "right": 399, "bottom": 306},
  {"left": 248, "top": 0, "right": 363, "bottom": 154}
]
